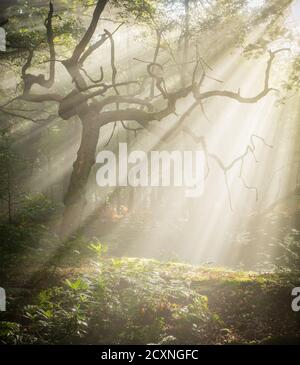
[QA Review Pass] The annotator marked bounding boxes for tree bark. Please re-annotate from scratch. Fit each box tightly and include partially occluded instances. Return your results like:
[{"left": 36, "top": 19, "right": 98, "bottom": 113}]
[{"left": 60, "top": 111, "right": 100, "bottom": 240}]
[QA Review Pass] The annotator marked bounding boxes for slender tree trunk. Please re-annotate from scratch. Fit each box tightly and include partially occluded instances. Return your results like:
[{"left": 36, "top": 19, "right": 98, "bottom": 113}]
[
  {"left": 7, "top": 161, "right": 12, "bottom": 224},
  {"left": 60, "top": 112, "right": 101, "bottom": 240},
  {"left": 181, "top": 0, "right": 190, "bottom": 87},
  {"left": 115, "top": 125, "right": 121, "bottom": 214}
]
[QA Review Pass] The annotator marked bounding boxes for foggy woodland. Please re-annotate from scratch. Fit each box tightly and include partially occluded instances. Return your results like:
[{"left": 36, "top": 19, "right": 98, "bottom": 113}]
[{"left": 0, "top": 0, "right": 300, "bottom": 345}]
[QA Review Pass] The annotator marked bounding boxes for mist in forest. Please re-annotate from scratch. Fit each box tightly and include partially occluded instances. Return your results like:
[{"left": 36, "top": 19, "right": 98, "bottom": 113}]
[{"left": 0, "top": 0, "right": 299, "bottom": 268}]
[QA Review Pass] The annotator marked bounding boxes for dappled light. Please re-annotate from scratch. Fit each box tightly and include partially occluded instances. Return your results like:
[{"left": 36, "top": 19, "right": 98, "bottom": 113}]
[{"left": 1, "top": 0, "right": 300, "bottom": 347}]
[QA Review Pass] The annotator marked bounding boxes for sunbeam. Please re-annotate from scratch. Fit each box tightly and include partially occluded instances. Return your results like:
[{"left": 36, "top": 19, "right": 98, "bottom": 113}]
[{"left": 1, "top": 0, "right": 300, "bottom": 347}]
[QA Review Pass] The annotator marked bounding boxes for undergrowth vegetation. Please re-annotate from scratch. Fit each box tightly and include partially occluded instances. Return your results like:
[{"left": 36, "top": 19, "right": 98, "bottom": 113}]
[{"left": 1, "top": 246, "right": 299, "bottom": 345}]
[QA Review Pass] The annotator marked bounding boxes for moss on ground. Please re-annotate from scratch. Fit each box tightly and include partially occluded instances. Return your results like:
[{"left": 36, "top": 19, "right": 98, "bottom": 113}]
[{"left": 1, "top": 258, "right": 300, "bottom": 344}]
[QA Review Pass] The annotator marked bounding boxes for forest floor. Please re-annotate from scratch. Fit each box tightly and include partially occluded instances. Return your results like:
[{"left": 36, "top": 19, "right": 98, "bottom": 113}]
[{"left": 1, "top": 258, "right": 300, "bottom": 344}]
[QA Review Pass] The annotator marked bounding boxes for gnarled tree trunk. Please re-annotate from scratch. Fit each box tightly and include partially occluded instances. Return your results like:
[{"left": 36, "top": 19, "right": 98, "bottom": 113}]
[{"left": 60, "top": 111, "right": 100, "bottom": 240}]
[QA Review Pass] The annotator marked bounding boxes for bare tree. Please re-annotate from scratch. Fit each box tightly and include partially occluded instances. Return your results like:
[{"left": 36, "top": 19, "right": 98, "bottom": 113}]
[{"left": 0, "top": 0, "right": 289, "bottom": 239}]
